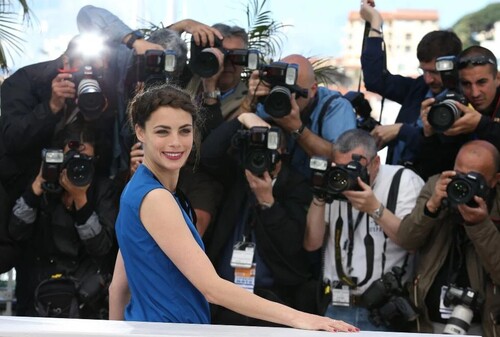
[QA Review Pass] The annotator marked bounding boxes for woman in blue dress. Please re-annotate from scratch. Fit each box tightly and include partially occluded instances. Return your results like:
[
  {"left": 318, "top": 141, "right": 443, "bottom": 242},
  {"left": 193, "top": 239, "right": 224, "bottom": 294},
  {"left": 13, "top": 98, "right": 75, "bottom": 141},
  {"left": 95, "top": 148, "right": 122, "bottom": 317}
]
[{"left": 110, "top": 84, "right": 358, "bottom": 332}]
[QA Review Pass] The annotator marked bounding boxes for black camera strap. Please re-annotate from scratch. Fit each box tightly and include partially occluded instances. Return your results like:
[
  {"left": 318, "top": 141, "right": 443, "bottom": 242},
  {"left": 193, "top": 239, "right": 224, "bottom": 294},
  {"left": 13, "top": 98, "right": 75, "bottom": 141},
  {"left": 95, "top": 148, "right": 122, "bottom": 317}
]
[
  {"left": 334, "top": 201, "right": 374, "bottom": 288},
  {"left": 317, "top": 94, "right": 340, "bottom": 139}
]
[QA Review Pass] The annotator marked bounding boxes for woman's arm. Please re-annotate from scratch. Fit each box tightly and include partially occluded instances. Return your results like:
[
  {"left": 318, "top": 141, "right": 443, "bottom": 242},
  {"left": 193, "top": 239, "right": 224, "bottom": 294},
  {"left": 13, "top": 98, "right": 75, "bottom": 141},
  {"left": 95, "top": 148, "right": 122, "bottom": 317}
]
[
  {"left": 108, "top": 250, "right": 130, "bottom": 320},
  {"left": 141, "top": 189, "right": 357, "bottom": 332}
]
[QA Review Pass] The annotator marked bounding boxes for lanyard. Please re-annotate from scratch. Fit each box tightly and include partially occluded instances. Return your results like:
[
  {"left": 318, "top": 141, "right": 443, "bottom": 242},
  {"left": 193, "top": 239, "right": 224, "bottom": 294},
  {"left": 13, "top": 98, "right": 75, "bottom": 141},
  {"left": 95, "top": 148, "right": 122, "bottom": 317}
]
[{"left": 333, "top": 202, "right": 375, "bottom": 288}]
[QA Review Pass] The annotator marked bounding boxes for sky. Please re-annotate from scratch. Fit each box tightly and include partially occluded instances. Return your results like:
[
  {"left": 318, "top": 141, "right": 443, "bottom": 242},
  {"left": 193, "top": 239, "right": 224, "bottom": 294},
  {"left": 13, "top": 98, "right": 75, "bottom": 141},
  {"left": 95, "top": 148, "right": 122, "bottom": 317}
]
[{"left": 5, "top": 0, "right": 500, "bottom": 72}]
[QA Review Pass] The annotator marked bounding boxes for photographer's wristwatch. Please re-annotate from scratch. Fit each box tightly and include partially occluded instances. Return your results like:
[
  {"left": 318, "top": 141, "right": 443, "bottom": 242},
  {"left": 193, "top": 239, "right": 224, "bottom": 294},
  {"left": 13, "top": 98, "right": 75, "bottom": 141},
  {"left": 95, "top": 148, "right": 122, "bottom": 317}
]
[
  {"left": 369, "top": 203, "right": 385, "bottom": 220},
  {"left": 202, "top": 90, "right": 221, "bottom": 101},
  {"left": 291, "top": 123, "right": 306, "bottom": 140},
  {"left": 126, "top": 30, "right": 144, "bottom": 49}
]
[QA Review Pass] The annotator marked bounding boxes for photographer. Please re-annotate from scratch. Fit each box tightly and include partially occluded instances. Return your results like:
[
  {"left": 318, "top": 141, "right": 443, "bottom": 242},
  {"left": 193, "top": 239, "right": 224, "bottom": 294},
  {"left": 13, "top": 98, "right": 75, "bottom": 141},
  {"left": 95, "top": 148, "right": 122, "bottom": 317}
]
[
  {"left": 360, "top": 0, "right": 462, "bottom": 169},
  {"left": 243, "top": 54, "right": 357, "bottom": 179},
  {"left": 0, "top": 34, "right": 118, "bottom": 226},
  {"left": 199, "top": 112, "right": 317, "bottom": 325},
  {"left": 418, "top": 46, "right": 500, "bottom": 180},
  {"left": 8, "top": 122, "right": 119, "bottom": 318},
  {"left": 304, "top": 129, "right": 424, "bottom": 330},
  {"left": 397, "top": 140, "right": 500, "bottom": 337}
]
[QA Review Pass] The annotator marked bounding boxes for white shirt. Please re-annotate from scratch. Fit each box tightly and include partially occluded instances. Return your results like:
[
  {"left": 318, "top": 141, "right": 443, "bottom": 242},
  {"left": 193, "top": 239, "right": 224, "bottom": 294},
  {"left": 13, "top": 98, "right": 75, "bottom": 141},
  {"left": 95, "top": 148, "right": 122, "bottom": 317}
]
[{"left": 323, "top": 164, "right": 425, "bottom": 294}]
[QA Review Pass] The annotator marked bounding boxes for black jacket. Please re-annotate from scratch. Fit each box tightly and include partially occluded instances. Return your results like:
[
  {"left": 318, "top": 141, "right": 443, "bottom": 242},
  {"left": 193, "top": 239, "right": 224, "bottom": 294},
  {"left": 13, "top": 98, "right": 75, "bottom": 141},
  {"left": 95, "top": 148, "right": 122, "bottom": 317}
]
[
  {"left": 201, "top": 118, "right": 313, "bottom": 290},
  {"left": 8, "top": 176, "right": 118, "bottom": 317}
]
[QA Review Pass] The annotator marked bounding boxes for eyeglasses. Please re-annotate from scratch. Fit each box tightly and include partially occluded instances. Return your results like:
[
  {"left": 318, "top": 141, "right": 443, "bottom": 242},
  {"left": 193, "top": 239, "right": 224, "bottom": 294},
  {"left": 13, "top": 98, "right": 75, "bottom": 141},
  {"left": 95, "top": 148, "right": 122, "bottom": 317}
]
[
  {"left": 417, "top": 67, "right": 440, "bottom": 76},
  {"left": 457, "top": 55, "right": 496, "bottom": 70}
]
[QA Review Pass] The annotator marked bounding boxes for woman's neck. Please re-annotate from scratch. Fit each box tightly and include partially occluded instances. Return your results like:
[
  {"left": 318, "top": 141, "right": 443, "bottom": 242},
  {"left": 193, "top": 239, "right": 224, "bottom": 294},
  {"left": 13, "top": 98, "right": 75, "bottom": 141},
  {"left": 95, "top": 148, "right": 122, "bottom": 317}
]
[{"left": 142, "top": 160, "right": 179, "bottom": 192}]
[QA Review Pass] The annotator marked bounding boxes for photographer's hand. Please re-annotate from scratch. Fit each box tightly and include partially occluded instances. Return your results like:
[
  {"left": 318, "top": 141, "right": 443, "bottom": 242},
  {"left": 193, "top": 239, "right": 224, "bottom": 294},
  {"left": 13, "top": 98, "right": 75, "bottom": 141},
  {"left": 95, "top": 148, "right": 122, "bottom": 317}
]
[
  {"left": 169, "top": 19, "right": 223, "bottom": 47},
  {"left": 237, "top": 113, "right": 270, "bottom": 129},
  {"left": 370, "top": 123, "right": 402, "bottom": 150},
  {"left": 129, "top": 39, "right": 164, "bottom": 55},
  {"left": 458, "top": 195, "right": 489, "bottom": 225},
  {"left": 443, "top": 101, "right": 481, "bottom": 136},
  {"left": 31, "top": 167, "right": 46, "bottom": 197},
  {"left": 426, "top": 170, "right": 455, "bottom": 214},
  {"left": 420, "top": 97, "right": 436, "bottom": 137},
  {"left": 360, "top": 0, "right": 383, "bottom": 35},
  {"left": 343, "top": 177, "right": 378, "bottom": 213},
  {"left": 245, "top": 170, "right": 274, "bottom": 207},
  {"left": 60, "top": 169, "right": 89, "bottom": 210},
  {"left": 129, "top": 142, "right": 144, "bottom": 177},
  {"left": 50, "top": 58, "right": 76, "bottom": 114}
]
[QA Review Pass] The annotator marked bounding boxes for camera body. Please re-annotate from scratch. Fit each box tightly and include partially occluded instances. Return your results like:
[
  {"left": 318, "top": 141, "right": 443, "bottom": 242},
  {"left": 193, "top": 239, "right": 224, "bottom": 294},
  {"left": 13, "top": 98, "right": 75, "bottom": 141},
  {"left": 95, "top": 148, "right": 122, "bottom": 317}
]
[
  {"left": 232, "top": 126, "right": 281, "bottom": 176},
  {"left": 446, "top": 171, "right": 489, "bottom": 208},
  {"left": 428, "top": 55, "right": 469, "bottom": 132},
  {"left": 361, "top": 267, "right": 418, "bottom": 329},
  {"left": 135, "top": 49, "right": 177, "bottom": 88},
  {"left": 41, "top": 141, "right": 94, "bottom": 193},
  {"left": 343, "top": 91, "right": 379, "bottom": 132},
  {"left": 259, "top": 62, "right": 309, "bottom": 118},
  {"left": 71, "top": 65, "right": 106, "bottom": 121},
  {"left": 189, "top": 36, "right": 259, "bottom": 78},
  {"left": 309, "top": 154, "right": 369, "bottom": 203},
  {"left": 442, "top": 285, "right": 482, "bottom": 335}
]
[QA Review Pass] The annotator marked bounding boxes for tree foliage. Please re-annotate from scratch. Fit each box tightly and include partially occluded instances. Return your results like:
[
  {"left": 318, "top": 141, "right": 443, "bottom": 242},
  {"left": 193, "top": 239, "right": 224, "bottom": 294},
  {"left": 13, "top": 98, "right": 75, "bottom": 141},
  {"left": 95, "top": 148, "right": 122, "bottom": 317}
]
[
  {"left": 451, "top": 3, "right": 500, "bottom": 48},
  {"left": 0, "top": 0, "right": 31, "bottom": 71}
]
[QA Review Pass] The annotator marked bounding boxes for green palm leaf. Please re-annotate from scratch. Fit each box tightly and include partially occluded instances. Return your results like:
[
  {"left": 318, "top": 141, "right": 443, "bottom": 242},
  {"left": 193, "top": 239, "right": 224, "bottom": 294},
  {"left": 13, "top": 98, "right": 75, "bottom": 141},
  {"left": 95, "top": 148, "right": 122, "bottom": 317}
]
[{"left": 0, "top": 0, "right": 31, "bottom": 71}]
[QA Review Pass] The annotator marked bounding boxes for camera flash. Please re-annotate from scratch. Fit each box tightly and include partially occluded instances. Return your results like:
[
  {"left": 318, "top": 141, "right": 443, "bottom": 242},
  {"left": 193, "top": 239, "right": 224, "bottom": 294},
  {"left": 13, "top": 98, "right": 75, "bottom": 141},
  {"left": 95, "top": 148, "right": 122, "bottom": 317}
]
[
  {"left": 267, "top": 130, "right": 279, "bottom": 150},
  {"left": 164, "top": 51, "right": 176, "bottom": 72},
  {"left": 310, "top": 156, "right": 328, "bottom": 171}
]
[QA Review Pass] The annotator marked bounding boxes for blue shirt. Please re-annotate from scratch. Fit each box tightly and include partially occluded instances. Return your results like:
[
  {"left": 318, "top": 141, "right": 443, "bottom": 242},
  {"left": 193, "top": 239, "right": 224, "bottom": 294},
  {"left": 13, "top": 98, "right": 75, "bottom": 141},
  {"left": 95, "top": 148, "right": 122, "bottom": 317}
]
[
  {"left": 115, "top": 165, "right": 210, "bottom": 323},
  {"left": 257, "top": 86, "right": 357, "bottom": 177}
]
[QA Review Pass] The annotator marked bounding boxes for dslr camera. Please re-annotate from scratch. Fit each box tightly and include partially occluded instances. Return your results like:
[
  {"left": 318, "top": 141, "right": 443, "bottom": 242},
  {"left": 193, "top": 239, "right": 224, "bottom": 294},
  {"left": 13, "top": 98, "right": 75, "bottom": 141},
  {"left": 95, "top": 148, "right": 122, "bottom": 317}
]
[
  {"left": 259, "top": 62, "right": 309, "bottom": 118},
  {"left": 232, "top": 126, "right": 281, "bottom": 176},
  {"left": 309, "top": 154, "right": 369, "bottom": 203},
  {"left": 343, "top": 91, "right": 379, "bottom": 132},
  {"left": 41, "top": 141, "right": 95, "bottom": 193},
  {"left": 361, "top": 266, "right": 418, "bottom": 330},
  {"left": 427, "top": 56, "right": 468, "bottom": 132},
  {"left": 442, "top": 285, "right": 483, "bottom": 335},
  {"left": 135, "top": 49, "right": 176, "bottom": 88},
  {"left": 446, "top": 171, "right": 490, "bottom": 208},
  {"left": 189, "top": 36, "right": 259, "bottom": 78}
]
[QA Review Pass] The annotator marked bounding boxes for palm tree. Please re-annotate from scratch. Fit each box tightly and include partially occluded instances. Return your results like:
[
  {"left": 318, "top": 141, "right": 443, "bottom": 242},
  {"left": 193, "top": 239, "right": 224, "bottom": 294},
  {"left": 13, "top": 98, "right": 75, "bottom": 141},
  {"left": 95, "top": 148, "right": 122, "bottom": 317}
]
[{"left": 0, "top": 0, "right": 31, "bottom": 71}]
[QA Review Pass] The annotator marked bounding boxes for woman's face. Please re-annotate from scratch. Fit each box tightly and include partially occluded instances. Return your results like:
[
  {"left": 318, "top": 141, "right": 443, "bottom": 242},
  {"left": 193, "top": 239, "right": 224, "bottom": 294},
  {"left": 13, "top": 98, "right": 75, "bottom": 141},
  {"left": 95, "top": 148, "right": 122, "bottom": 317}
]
[{"left": 136, "top": 106, "right": 193, "bottom": 172}]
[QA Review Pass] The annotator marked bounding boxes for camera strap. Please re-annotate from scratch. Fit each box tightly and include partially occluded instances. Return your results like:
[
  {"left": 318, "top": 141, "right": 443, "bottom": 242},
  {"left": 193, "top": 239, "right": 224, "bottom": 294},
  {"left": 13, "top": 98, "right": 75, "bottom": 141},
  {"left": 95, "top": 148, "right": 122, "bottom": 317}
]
[
  {"left": 317, "top": 94, "right": 340, "bottom": 139},
  {"left": 333, "top": 167, "right": 406, "bottom": 288}
]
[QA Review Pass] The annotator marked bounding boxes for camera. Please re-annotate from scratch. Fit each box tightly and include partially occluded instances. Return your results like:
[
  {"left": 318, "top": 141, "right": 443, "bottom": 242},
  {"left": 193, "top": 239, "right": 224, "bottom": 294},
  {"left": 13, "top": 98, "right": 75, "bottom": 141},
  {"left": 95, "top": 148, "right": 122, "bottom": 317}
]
[
  {"left": 189, "top": 36, "right": 259, "bottom": 78},
  {"left": 428, "top": 56, "right": 468, "bottom": 132},
  {"left": 70, "top": 65, "right": 106, "bottom": 121},
  {"left": 343, "top": 91, "right": 379, "bottom": 132},
  {"left": 135, "top": 49, "right": 176, "bottom": 88},
  {"left": 41, "top": 141, "right": 95, "bottom": 193},
  {"left": 310, "top": 154, "right": 369, "bottom": 203},
  {"left": 446, "top": 171, "right": 490, "bottom": 208},
  {"left": 259, "top": 62, "right": 309, "bottom": 118},
  {"left": 442, "top": 285, "right": 482, "bottom": 335},
  {"left": 232, "top": 126, "right": 281, "bottom": 176},
  {"left": 361, "top": 266, "right": 418, "bottom": 330}
]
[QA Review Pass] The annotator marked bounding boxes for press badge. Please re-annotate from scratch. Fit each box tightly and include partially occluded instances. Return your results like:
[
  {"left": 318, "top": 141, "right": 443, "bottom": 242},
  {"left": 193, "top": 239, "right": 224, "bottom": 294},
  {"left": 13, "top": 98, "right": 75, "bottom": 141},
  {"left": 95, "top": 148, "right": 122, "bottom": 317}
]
[
  {"left": 230, "top": 241, "right": 255, "bottom": 269},
  {"left": 332, "top": 285, "right": 351, "bottom": 307},
  {"left": 439, "top": 286, "right": 453, "bottom": 319},
  {"left": 234, "top": 264, "right": 256, "bottom": 292}
]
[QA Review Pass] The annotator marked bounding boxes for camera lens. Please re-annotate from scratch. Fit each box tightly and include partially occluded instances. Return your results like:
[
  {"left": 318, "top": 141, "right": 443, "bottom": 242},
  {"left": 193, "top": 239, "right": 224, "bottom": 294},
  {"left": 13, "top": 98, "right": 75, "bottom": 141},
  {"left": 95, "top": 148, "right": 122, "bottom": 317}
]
[
  {"left": 65, "top": 155, "right": 94, "bottom": 186},
  {"left": 447, "top": 179, "right": 474, "bottom": 206},
  {"left": 443, "top": 305, "right": 474, "bottom": 335},
  {"left": 327, "top": 168, "right": 350, "bottom": 193},
  {"left": 77, "top": 79, "right": 105, "bottom": 120},
  {"left": 246, "top": 149, "right": 268, "bottom": 175},
  {"left": 264, "top": 86, "right": 292, "bottom": 118},
  {"left": 428, "top": 99, "right": 461, "bottom": 132},
  {"left": 190, "top": 49, "right": 219, "bottom": 78}
]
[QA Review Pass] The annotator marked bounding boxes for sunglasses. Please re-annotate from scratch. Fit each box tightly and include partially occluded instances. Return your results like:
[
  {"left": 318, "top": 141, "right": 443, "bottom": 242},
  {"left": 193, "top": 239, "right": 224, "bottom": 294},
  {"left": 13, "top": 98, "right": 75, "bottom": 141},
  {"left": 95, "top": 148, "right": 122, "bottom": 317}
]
[{"left": 457, "top": 55, "right": 496, "bottom": 69}]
